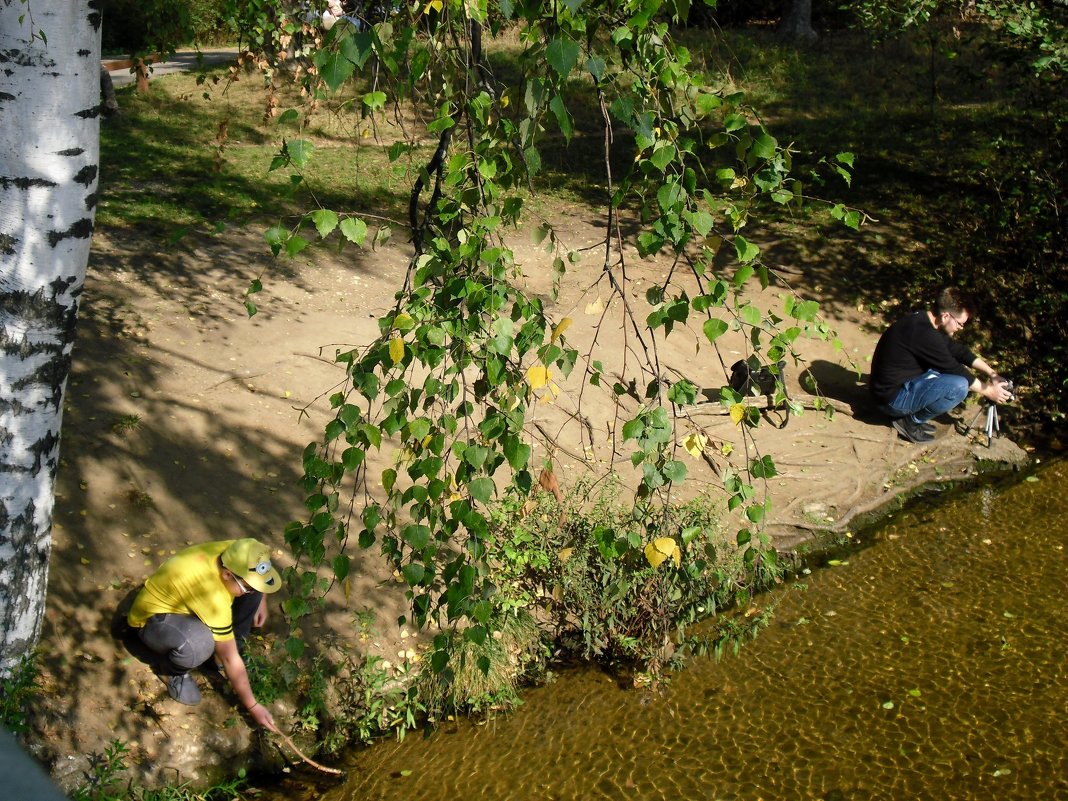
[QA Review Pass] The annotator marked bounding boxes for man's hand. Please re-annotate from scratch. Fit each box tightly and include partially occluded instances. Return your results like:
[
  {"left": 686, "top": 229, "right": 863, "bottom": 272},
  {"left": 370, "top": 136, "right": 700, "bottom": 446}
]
[
  {"left": 253, "top": 594, "right": 268, "bottom": 628},
  {"left": 981, "top": 379, "right": 1014, "bottom": 404},
  {"left": 249, "top": 702, "right": 279, "bottom": 732}
]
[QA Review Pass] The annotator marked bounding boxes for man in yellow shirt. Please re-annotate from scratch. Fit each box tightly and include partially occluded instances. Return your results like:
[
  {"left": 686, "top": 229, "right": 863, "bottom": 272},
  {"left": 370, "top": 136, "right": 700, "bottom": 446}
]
[{"left": 128, "top": 538, "right": 282, "bottom": 731}]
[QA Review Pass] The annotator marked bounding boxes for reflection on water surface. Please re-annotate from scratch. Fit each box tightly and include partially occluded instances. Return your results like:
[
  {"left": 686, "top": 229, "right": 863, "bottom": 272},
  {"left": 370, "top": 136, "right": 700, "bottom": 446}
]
[{"left": 266, "top": 460, "right": 1068, "bottom": 801}]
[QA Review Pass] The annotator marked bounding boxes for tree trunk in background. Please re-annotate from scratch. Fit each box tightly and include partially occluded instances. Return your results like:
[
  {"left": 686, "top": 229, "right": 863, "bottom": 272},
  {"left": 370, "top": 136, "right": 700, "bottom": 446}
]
[
  {"left": 780, "top": 0, "right": 818, "bottom": 43},
  {"left": 0, "top": 2, "right": 101, "bottom": 675}
]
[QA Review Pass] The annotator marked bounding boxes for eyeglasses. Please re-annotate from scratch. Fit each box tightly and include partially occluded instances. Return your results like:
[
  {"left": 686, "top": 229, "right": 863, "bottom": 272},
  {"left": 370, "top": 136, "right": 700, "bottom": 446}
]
[
  {"left": 942, "top": 311, "right": 967, "bottom": 330},
  {"left": 230, "top": 572, "right": 254, "bottom": 595}
]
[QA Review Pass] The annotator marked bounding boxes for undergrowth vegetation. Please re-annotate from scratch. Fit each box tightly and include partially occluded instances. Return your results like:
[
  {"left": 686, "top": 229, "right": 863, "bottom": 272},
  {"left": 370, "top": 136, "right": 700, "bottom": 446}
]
[
  {"left": 233, "top": 475, "right": 779, "bottom": 757},
  {"left": 487, "top": 475, "right": 780, "bottom": 679},
  {"left": 71, "top": 740, "right": 247, "bottom": 801}
]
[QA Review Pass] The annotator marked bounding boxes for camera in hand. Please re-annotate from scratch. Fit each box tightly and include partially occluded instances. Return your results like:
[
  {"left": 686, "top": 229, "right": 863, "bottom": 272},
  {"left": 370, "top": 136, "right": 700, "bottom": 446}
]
[{"left": 997, "top": 377, "right": 1015, "bottom": 402}]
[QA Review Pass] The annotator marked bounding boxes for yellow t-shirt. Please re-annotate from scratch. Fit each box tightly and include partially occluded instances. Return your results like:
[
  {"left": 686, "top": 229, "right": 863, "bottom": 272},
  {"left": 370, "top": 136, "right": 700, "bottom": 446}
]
[{"left": 127, "top": 540, "right": 237, "bottom": 641}]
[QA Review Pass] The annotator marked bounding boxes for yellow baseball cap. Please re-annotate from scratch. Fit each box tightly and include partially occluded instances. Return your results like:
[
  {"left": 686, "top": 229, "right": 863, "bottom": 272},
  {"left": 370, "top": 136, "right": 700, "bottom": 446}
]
[{"left": 221, "top": 538, "right": 282, "bottom": 594}]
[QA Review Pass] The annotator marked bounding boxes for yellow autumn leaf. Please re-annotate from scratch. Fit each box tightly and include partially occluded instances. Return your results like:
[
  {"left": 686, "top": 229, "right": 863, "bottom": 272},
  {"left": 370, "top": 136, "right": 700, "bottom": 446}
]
[
  {"left": 584, "top": 297, "right": 605, "bottom": 315},
  {"left": 389, "top": 336, "right": 405, "bottom": 364},
  {"left": 558, "top": 547, "right": 574, "bottom": 563},
  {"left": 526, "top": 364, "right": 550, "bottom": 389},
  {"left": 644, "top": 537, "right": 680, "bottom": 569},
  {"left": 393, "top": 312, "right": 414, "bottom": 331},
  {"left": 683, "top": 432, "right": 707, "bottom": 458},
  {"left": 423, "top": 0, "right": 443, "bottom": 13},
  {"left": 720, "top": 442, "right": 734, "bottom": 456},
  {"left": 538, "top": 381, "right": 560, "bottom": 405},
  {"left": 551, "top": 317, "right": 572, "bottom": 342},
  {"left": 730, "top": 403, "right": 746, "bottom": 425}
]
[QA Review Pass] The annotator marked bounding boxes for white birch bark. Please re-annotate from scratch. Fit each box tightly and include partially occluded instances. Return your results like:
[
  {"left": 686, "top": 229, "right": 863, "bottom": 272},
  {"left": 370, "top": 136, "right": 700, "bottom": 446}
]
[{"left": 0, "top": 1, "right": 101, "bottom": 675}]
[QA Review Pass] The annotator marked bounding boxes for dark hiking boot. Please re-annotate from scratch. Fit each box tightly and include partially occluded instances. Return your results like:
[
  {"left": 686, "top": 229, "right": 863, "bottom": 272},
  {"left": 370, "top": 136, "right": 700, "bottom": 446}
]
[
  {"left": 892, "top": 417, "right": 934, "bottom": 444},
  {"left": 167, "top": 673, "right": 202, "bottom": 705}
]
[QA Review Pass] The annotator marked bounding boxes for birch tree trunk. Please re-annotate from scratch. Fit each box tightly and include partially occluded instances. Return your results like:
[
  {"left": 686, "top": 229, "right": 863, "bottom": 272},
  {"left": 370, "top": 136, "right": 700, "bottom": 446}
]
[{"left": 0, "top": 2, "right": 101, "bottom": 675}]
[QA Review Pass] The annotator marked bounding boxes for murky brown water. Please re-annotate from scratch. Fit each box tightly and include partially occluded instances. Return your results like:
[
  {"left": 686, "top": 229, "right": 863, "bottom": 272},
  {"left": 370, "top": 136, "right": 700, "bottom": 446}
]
[{"left": 264, "top": 459, "right": 1068, "bottom": 801}]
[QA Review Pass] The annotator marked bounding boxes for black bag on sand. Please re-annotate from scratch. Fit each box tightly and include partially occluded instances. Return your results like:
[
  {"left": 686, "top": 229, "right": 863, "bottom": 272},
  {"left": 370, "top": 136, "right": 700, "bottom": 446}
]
[{"left": 728, "top": 359, "right": 790, "bottom": 428}]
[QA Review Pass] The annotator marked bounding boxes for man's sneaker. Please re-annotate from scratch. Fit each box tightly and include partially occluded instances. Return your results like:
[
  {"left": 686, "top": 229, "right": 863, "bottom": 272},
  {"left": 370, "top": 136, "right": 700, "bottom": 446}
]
[
  {"left": 167, "top": 673, "right": 202, "bottom": 705},
  {"left": 892, "top": 417, "right": 934, "bottom": 444}
]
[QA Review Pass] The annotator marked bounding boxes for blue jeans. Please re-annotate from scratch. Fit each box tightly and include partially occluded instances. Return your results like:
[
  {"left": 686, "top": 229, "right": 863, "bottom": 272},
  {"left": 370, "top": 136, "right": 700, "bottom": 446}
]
[
  {"left": 878, "top": 369, "right": 969, "bottom": 424},
  {"left": 137, "top": 591, "right": 261, "bottom": 675}
]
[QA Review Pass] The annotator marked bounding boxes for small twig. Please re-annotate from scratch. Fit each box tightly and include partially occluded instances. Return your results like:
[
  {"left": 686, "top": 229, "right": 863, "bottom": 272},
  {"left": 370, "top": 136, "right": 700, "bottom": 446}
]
[{"left": 273, "top": 730, "right": 344, "bottom": 776}]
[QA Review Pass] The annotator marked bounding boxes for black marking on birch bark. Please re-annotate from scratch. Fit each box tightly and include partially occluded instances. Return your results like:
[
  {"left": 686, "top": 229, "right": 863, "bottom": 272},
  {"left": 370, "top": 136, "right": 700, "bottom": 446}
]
[
  {"left": 46, "top": 218, "right": 94, "bottom": 246},
  {"left": 25, "top": 430, "right": 60, "bottom": 474},
  {"left": 0, "top": 400, "right": 30, "bottom": 419},
  {"left": 88, "top": 1, "right": 103, "bottom": 31},
  {"left": 78, "top": 50, "right": 91, "bottom": 57},
  {"left": 0, "top": 176, "right": 57, "bottom": 190},
  {"left": 0, "top": 277, "right": 81, "bottom": 338},
  {"left": 0, "top": 92, "right": 14, "bottom": 102},
  {"left": 0, "top": 287, "right": 79, "bottom": 417},
  {"left": 0, "top": 232, "right": 15, "bottom": 256},
  {"left": 57, "top": 148, "right": 85, "bottom": 157},
  {"left": 85, "top": 191, "right": 98, "bottom": 210},
  {"left": 73, "top": 165, "right": 97, "bottom": 187},
  {"left": 0, "top": 498, "right": 50, "bottom": 650},
  {"left": 0, "top": 45, "right": 53, "bottom": 67},
  {"left": 75, "top": 105, "right": 101, "bottom": 119}
]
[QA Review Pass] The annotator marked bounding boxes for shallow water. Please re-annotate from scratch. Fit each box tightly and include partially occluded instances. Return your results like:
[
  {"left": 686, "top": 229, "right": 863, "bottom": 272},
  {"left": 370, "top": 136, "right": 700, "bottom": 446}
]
[{"left": 268, "top": 459, "right": 1068, "bottom": 801}]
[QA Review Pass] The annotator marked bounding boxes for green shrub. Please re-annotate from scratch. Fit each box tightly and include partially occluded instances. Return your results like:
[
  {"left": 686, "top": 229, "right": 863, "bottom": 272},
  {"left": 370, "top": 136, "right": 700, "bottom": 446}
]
[
  {"left": 0, "top": 652, "right": 39, "bottom": 734},
  {"left": 486, "top": 475, "right": 782, "bottom": 681},
  {"left": 316, "top": 646, "right": 424, "bottom": 754},
  {"left": 417, "top": 610, "right": 548, "bottom": 719}
]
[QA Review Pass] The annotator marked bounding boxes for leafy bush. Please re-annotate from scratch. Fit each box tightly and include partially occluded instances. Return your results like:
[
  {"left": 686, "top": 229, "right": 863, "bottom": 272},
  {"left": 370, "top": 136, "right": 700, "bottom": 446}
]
[
  {"left": 314, "top": 646, "right": 425, "bottom": 755},
  {"left": 417, "top": 610, "right": 547, "bottom": 719},
  {"left": 0, "top": 652, "right": 39, "bottom": 734},
  {"left": 486, "top": 475, "right": 782, "bottom": 681}
]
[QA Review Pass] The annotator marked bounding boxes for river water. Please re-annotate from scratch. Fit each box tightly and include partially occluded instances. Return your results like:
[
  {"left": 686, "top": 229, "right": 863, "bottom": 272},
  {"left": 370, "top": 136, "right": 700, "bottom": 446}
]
[{"left": 264, "top": 459, "right": 1068, "bottom": 801}]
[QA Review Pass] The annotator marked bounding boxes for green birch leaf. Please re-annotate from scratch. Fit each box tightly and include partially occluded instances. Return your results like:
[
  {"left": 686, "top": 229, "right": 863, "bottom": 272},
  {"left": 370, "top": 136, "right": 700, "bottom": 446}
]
[
  {"left": 402, "top": 562, "right": 425, "bottom": 585},
  {"left": 703, "top": 317, "right": 728, "bottom": 343},
  {"left": 549, "top": 94, "right": 574, "bottom": 141},
  {"left": 286, "top": 139, "right": 314, "bottom": 168},
  {"left": 310, "top": 209, "right": 338, "bottom": 238},
  {"left": 362, "top": 91, "right": 387, "bottom": 110},
  {"left": 402, "top": 525, "right": 431, "bottom": 550},
  {"left": 546, "top": 36, "right": 581, "bottom": 77},
  {"left": 468, "top": 477, "right": 495, "bottom": 503},
  {"left": 315, "top": 49, "right": 355, "bottom": 92},
  {"left": 751, "top": 132, "right": 777, "bottom": 160},
  {"left": 340, "top": 217, "right": 368, "bottom": 244},
  {"left": 733, "top": 235, "right": 759, "bottom": 263},
  {"left": 285, "top": 234, "right": 309, "bottom": 257}
]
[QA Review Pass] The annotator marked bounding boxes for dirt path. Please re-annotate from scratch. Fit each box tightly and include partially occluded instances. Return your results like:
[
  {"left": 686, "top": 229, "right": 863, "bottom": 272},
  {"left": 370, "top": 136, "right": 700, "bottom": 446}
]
[{"left": 29, "top": 210, "right": 1028, "bottom": 791}]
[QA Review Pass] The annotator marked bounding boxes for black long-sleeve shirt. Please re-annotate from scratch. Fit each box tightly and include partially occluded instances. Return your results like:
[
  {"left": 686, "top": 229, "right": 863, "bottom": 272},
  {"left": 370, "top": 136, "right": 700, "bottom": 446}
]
[{"left": 869, "top": 311, "right": 977, "bottom": 403}]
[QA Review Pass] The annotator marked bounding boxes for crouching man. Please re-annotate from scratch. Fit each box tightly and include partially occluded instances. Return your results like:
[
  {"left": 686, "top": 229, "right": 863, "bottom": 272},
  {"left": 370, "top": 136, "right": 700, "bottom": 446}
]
[
  {"left": 869, "top": 287, "right": 1012, "bottom": 443},
  {"left": 127, "top": 538, "right": 282, "bottom": 731}
]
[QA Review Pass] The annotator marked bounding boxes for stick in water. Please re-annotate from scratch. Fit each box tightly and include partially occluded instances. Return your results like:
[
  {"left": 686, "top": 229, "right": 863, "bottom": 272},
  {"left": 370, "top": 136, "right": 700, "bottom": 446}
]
[{"left": 274, "top": 730, "right": 344, "bottom": 776}]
